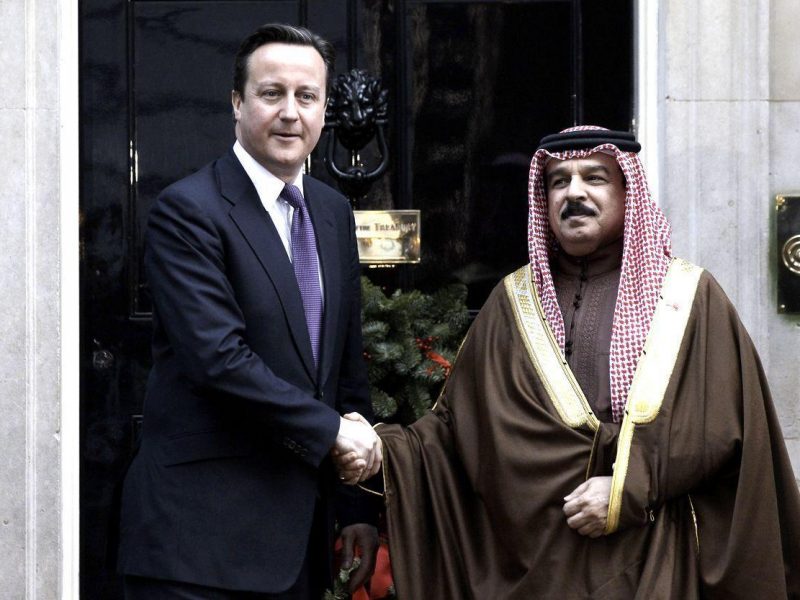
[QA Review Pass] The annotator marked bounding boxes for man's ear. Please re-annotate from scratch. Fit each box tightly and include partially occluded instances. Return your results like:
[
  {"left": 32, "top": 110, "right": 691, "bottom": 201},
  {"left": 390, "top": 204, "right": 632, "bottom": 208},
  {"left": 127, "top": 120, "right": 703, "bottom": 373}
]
[{"left": 231, "top": 90, "right": 242, "bottom": 122}]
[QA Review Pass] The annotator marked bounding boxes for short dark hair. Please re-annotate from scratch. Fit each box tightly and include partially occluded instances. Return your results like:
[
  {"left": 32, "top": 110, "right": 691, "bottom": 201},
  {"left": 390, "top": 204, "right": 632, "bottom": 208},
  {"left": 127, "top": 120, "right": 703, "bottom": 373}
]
[{"left": 233, "top": 23, "right": 335, "bottom": 98}]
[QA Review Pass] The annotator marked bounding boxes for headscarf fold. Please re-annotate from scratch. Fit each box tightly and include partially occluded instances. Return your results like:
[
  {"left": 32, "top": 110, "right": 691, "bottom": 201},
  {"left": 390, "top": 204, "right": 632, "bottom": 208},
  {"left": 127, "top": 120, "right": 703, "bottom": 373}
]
[{"left": 527, "top": 125, "right": 672, "bottom": 423}]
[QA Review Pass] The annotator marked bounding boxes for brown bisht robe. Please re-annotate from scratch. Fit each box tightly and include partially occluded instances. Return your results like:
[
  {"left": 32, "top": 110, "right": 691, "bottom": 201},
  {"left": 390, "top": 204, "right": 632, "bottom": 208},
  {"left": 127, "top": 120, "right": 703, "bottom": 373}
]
[{"left": 378, "top": 259, "right": 800, "bottom": 599}]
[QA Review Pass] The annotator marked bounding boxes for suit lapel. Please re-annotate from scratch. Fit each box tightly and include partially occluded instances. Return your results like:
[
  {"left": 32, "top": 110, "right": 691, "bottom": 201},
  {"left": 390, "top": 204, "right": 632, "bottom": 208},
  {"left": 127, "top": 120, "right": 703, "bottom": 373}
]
[
  {"left": 216, "top": 150, "right": 317, "bottom": 382},
  {"left": 304, "top": 176, "right": 342, "bottom": 387}
]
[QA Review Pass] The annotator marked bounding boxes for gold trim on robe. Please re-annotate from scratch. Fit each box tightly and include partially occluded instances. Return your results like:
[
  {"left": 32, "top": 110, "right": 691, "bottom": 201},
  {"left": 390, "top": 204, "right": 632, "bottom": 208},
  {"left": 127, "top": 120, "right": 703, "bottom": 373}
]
[
  {"left": 606, "top": 257, "right": 703, "bottom": 533},
  {"left": 504, "top": 266, "right": 599, "bottom": 431}
]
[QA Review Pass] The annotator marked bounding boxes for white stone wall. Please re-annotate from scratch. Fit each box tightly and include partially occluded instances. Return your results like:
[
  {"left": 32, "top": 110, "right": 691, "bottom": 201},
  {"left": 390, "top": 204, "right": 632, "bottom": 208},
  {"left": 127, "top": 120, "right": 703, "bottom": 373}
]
[
  {"left": 659, "top": 0, "right": 800, "bottom": 481},
  {"left": 0, "top": 0, "right": 64, "bottom": 596}
]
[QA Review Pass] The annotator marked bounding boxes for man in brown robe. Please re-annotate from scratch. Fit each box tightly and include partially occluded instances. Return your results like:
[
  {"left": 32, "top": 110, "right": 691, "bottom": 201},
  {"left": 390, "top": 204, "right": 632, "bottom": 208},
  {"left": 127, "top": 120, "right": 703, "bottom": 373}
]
[{"left": 337, "top": 126, "right": 800, "bottom": 598}]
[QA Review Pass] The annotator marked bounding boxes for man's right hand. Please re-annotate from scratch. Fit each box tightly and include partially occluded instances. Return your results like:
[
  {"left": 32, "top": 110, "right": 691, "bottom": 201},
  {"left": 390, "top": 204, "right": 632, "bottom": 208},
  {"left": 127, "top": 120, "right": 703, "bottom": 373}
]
[
  {"left": 334, "top": 413, "right": 382, "bottom": 484},
  {"left": 563, "top": 476, "right": 612, "bottom": 537}
]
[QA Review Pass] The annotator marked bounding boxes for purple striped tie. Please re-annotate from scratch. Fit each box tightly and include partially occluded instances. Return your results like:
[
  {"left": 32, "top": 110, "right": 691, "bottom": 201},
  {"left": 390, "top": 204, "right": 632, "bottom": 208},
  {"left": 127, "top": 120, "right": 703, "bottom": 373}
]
[{"left": 281, "top": 184, "right": 323, "bottom": 366}]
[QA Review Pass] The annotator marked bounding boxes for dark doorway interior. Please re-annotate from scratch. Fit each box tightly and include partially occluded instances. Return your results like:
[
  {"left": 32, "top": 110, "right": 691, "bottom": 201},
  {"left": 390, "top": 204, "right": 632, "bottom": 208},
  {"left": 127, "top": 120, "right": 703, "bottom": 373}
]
[{"left": 79, "top": 1, "right": 632, "bottom": 596}]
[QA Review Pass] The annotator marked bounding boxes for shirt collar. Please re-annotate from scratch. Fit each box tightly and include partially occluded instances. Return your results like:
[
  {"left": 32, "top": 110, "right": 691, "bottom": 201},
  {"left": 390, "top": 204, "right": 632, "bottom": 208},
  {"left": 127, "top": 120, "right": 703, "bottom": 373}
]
[{"left": 232, "top": 141, "right": 304, "bottom": 207}]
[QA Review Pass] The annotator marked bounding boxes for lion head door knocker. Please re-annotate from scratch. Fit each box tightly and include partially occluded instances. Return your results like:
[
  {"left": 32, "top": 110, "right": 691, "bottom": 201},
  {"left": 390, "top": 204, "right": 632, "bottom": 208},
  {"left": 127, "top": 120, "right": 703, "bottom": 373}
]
[{"left": 324, "top": 69, "right": 389, "bottom": 207}]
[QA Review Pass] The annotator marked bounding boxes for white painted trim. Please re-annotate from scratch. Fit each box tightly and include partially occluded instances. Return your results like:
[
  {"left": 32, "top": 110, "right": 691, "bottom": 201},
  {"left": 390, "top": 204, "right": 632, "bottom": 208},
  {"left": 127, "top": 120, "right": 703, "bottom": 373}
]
[
  {"left": 25, "top": 0, "right": 40, "bottom": 594},
  {"left": 59, "top": 0, "right": 80, "bottom": 595},
  {"left": 634, "top": 0, "right": 660, "bottom": 203}
]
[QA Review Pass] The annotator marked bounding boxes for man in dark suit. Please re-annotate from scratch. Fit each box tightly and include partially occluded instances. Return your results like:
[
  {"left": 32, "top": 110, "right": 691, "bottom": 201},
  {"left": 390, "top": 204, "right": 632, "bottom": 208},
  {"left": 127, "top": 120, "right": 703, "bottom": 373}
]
[{"left": 117, "top": 23, "right": 381, "bottom": 599}]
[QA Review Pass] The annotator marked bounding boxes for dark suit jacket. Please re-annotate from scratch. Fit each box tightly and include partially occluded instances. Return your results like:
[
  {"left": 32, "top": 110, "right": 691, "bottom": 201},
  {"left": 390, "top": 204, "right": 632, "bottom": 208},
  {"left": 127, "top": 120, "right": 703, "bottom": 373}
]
[{"left": 117, "top": 149, "right": 375, "bottom": 593}]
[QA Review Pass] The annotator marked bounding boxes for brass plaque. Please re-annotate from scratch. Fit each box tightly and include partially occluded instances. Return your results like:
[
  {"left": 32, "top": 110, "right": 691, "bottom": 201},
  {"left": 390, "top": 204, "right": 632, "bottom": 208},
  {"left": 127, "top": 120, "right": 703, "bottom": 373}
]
[
  {"left": 776, "top": 195, "right": 800, "bottom": 313},
  {"left": 354, "top": 210, "right": 421, "bottom": 265}
]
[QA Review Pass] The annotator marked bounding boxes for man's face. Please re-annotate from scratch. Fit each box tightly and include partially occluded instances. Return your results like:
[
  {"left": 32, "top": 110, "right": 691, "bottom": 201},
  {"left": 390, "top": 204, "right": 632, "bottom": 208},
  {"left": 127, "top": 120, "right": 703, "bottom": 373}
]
[
  {"left": 232, "top": 43, "right": 327, "bottom": 182},
  {"left": 544, "top": 153, "right": 626, "bottom": 257}
]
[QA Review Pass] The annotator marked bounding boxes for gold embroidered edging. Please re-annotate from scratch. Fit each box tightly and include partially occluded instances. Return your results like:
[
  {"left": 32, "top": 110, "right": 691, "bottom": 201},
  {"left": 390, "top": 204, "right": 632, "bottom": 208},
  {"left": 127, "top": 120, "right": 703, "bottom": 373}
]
[
  {"left": 430, "top": 330, "right": 470, "bottom": 412},
  {"left": 503, "top": 266, "right": 598, "bottom": 431},
  {"left": 688, "top": 494, "right": 700, "bottom": 555},
  {"left": 374, "top": 423, "right": 391, "bottom": 500},
  {"left": 585, "top": 427, "right": 602, "bottom": 481},
  {"left": 605, "top": 258, "right": 703, "bottom": 534},
  {"left": 605, "top": 416, "right": 635, "bottom": 533}
]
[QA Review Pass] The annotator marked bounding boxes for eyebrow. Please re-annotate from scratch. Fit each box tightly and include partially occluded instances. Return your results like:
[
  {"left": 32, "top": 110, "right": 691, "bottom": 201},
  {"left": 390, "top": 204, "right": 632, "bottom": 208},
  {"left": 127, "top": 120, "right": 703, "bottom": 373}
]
[
  {"left": 545, "top": 163, "right": 611, "bottom": 183},
  {"left": 583, "top": 164, "right": 611, "bottom": 174},
  {"left": 252, "top": 80, "right": 322, "bottom": 93}
]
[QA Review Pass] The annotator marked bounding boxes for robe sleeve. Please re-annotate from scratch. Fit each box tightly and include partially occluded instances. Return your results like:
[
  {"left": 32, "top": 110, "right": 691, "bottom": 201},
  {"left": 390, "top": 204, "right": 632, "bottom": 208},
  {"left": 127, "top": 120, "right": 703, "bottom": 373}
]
[
  {"left": 613, "top": 272, "right": 800, "bottom": 595},
  {"left": 377, "top": 398, "right": 479, "bottom": 599}
]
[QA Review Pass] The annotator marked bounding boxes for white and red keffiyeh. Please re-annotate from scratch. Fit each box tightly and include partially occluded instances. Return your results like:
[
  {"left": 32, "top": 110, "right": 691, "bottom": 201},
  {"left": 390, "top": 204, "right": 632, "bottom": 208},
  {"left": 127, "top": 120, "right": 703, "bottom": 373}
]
[{"left": 527, "top": 125, "right": 672, "bottom": 423}]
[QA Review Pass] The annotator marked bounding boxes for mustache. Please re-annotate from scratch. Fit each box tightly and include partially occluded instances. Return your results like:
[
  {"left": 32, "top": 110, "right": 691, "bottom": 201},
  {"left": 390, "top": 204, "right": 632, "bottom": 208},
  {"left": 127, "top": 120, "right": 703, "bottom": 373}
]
[{"left": 561, "top": 202, "right": 598, "bottom": 220}]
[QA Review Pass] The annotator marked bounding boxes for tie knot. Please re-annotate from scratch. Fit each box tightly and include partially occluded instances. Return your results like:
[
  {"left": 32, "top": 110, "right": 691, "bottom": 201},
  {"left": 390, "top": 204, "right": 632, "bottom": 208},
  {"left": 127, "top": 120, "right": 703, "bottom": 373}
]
[{"left": 281, "top": 184, "right": 305, "bottom": 210}]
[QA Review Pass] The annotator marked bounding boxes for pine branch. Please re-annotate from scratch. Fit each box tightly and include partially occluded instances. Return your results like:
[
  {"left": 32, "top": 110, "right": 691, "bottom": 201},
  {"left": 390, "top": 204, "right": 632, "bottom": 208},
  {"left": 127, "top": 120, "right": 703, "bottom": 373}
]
[{"left": 360, "top": 277, "right": 469, "bottom": 425}]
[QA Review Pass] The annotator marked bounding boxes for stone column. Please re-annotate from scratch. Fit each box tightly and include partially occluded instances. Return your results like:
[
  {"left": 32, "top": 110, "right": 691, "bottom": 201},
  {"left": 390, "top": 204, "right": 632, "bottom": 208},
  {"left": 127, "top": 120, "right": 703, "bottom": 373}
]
[
  {"left": 0, "top": 0, "right": 66, "bottom": 596},
  {"left": 659, "top": 0, "right": 799, "bottom": 479}
]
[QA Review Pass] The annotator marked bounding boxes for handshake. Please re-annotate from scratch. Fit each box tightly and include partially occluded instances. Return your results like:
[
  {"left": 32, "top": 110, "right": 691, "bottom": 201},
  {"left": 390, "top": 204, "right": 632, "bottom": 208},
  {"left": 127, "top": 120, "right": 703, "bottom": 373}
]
[{"left": 332, "top": 413, "right": 382, "bottom": 485}]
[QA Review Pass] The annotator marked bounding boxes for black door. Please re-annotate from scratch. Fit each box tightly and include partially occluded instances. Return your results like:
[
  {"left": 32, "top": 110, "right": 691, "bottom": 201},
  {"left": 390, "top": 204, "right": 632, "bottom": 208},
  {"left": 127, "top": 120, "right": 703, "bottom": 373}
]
[{"left": 79, "top": 1, "right": 631, "bottom": 596}]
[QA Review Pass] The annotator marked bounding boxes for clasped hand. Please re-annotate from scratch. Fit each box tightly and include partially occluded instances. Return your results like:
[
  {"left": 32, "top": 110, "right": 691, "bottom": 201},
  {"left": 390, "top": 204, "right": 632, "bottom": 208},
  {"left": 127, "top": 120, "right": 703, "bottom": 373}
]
[
  {"left": 563, "top": 475, "right": 612, "bottom": 538},
  {"left": 332, "top": 412, "right": 382, "bottom": 484}
]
